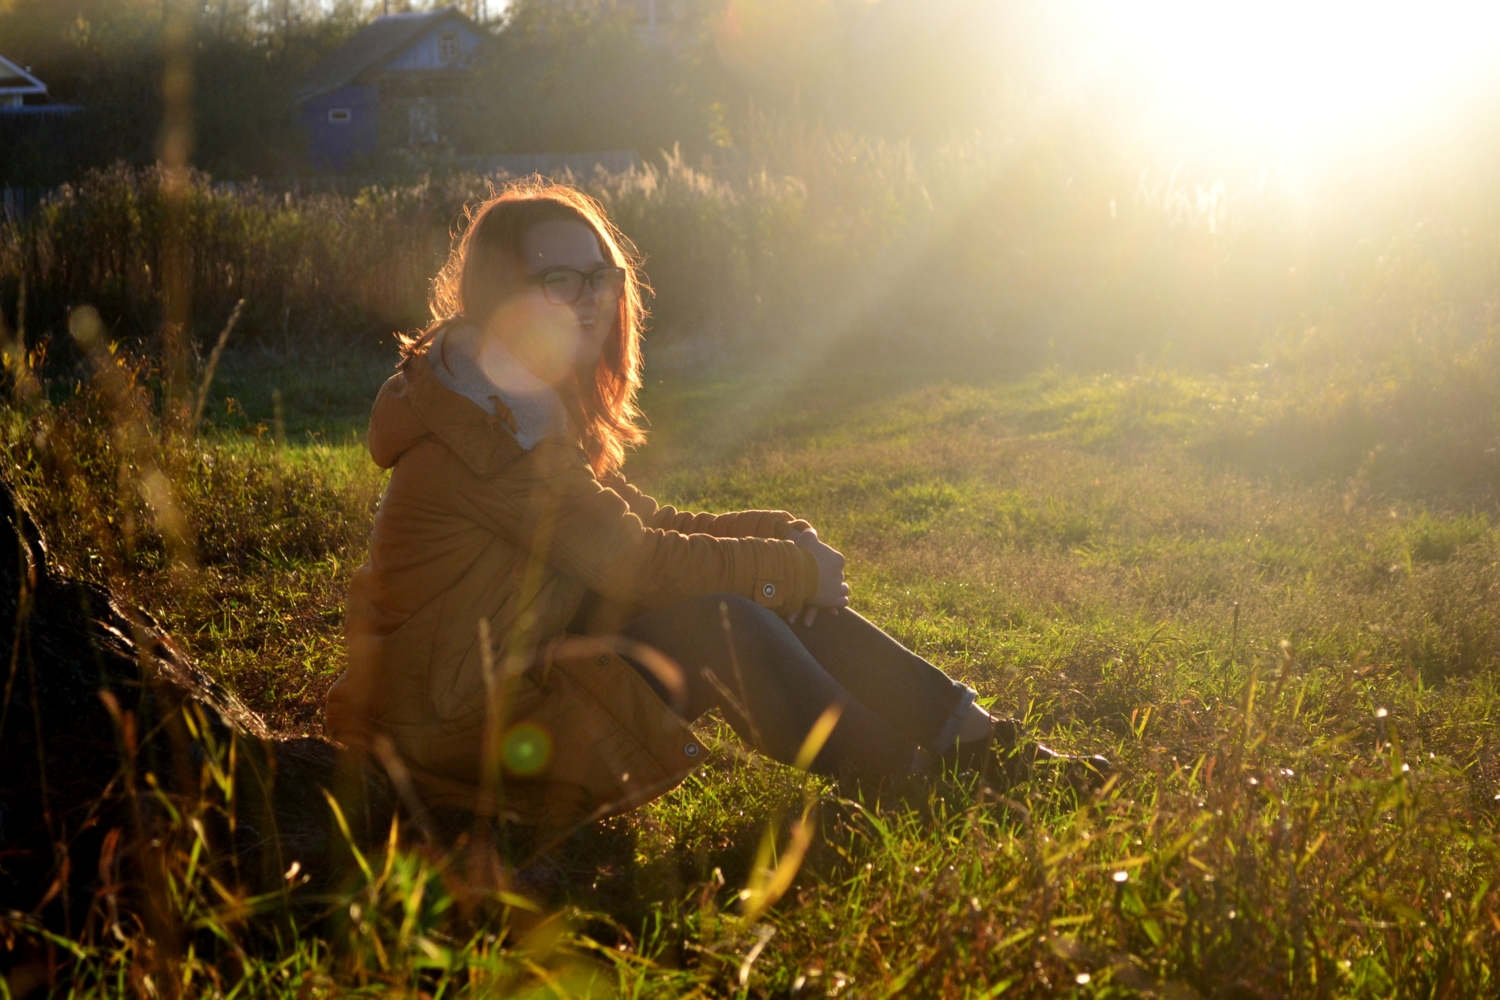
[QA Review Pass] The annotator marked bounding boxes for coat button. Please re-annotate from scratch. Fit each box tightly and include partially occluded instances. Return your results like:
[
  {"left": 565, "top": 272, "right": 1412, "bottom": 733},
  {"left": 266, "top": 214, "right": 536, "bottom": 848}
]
[
  {"left": 684, "top": 743, "right": 700, "bottom": 757},
  {"left": 597, "top": 653, "right": 611, "bottom": 666},
  {"left": 762, "top": 583, "right": 776, "bottom": 598}
]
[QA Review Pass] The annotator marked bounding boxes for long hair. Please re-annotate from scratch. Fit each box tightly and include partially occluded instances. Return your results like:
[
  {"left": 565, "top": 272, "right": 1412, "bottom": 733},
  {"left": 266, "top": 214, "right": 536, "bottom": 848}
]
[{"left": 400, "top": 178, "right": 648, "bottom": 477}]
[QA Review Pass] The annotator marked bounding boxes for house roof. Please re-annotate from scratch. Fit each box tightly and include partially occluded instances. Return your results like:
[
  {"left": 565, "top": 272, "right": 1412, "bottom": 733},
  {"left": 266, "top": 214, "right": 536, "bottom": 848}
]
[
  {"left": 297, "top": 7, "right": 478, "bottom": 100},
  {"left": 0, "top": 54, "right": 48, "bottom": 96}
]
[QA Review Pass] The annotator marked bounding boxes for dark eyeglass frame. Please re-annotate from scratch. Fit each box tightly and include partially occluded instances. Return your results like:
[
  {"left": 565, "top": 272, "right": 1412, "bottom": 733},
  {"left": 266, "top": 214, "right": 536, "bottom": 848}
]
[{"left": 526, "top": 265, "right": 628, "bottom": 306}]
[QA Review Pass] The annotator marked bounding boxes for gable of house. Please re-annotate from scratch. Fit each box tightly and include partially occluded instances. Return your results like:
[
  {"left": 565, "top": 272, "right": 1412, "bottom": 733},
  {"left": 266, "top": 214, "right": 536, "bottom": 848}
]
[
  {"left": 380, "top": 21, "right": 484, "bottom": 73},
  {"left": 298, "top": 9, "right": 485, "bottom": 101},
  {"left": 0, "top": 55, "right": 49, "bottom": 109}
]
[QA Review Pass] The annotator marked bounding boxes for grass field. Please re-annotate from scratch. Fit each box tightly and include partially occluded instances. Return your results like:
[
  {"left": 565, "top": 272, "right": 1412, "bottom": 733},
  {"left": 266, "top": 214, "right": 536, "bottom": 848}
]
[{"left": 4, "top": 337, "right": 1498, "bottom": 997}]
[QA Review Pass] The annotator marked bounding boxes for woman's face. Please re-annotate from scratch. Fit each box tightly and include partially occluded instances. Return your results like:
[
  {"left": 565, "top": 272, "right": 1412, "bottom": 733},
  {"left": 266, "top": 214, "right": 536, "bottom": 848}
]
[{"left": 486, "top": 218, "right": 615, "bottom": 383}]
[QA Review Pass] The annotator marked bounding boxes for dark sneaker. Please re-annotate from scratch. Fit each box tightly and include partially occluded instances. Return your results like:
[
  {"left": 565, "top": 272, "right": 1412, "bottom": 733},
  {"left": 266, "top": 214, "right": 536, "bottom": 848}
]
[
  {"left": 1031, "top": 744, "right": 1113, "bottom": 794},
  {"left": 952, "top": 717, "right": 1112, "bottom": 792}
]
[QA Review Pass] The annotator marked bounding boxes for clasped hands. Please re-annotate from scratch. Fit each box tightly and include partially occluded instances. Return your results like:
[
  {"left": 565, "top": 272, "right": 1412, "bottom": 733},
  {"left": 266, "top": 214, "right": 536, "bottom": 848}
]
[{"left": 784, "top": 527, "right": 850, "bottom": 627}]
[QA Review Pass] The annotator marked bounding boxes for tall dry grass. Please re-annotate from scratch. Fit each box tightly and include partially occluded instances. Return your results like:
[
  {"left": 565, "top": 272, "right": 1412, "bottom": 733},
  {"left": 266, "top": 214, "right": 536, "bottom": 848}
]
[{"left": 5, "top": 109, "right": 1495, "bottom": 380}]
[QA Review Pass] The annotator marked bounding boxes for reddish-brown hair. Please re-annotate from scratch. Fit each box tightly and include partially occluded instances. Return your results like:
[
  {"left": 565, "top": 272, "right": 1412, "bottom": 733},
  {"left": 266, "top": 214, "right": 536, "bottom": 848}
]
[{"left": 401, "top": 178, "right": 647, "bottom": 476}]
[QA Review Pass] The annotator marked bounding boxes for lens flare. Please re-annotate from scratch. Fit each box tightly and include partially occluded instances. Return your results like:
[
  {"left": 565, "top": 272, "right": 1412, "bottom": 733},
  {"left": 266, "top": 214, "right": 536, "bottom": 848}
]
[
  {"left": 482, "top": 295, "right": 582, "bottom": 387},
  {"left": 502, "top": 722, "right": 553, "bottom": 777}
]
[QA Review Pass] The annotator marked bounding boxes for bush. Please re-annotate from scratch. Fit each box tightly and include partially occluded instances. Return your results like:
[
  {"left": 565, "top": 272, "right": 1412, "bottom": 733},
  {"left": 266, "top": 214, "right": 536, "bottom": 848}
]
[
  {"left": 0, "top": 164, "right": 460, "bottom": 357},
  {"left": 0, "top": 135, "right": 1303, "bottom": 364},
  {"left": 0, "top": 340, "right": 379, "bottom": 589}
]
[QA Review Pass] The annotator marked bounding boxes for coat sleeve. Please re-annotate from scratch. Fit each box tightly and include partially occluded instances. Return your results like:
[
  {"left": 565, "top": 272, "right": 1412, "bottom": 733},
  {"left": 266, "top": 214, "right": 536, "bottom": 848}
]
[
  {"left": 453, "top": 441, "right": 821, "bottom": 614},
  {"left": 599, "top": 472, "right": 813, "bottom": 540}
]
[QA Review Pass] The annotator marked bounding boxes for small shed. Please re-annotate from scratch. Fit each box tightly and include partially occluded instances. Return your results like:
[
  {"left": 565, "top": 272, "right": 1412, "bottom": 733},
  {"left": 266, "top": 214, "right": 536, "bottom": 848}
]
[{"left": 297, "top": 7, "right": 488, "bottom": 171}]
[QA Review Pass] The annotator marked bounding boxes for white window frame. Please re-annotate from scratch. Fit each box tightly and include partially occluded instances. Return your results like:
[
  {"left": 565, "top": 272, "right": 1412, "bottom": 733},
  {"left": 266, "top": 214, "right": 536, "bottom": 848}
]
[{"left": 437, "top": 31, "right": 460, "bottom": 63}]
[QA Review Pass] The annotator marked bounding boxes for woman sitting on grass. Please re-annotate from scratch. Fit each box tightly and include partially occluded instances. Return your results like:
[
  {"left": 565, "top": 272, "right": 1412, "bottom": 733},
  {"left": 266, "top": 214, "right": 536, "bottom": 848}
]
[{"left": 325, "top": 180, "right": 1107, "bottom": 833}]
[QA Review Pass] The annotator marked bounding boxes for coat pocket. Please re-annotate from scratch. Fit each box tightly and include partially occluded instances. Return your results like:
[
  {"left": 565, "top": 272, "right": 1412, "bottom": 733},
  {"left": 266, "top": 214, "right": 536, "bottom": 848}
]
[{"left": 515, "top": 636, "right": 708, "bottom": 823}]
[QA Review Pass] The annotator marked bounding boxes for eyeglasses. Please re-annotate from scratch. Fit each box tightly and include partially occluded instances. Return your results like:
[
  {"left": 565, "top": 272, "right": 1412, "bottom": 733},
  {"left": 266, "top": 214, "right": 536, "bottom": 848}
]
[{"left": 527, "top": 265, "right": 628, "bottom": 306}]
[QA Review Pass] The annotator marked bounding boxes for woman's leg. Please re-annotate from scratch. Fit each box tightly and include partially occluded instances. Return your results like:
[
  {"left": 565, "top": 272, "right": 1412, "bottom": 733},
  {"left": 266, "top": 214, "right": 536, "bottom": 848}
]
[
  {"left": 785, "top": 609, "right": 979, "bottom": 751},
  {"left": 618, "top": 594, "right": 973, "bottom": 779}
]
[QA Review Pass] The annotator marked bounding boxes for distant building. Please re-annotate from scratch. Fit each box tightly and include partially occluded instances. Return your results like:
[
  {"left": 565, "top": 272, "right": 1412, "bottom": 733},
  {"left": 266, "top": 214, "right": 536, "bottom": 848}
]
[{"left": 296, "top": 7, "right": 488, "bottom": 171}]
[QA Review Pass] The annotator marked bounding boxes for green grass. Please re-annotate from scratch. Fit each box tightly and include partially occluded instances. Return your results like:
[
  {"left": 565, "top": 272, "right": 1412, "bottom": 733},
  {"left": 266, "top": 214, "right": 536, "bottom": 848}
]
[{"left": 4, "top": 345, "right": 1499, "bottom": 997}]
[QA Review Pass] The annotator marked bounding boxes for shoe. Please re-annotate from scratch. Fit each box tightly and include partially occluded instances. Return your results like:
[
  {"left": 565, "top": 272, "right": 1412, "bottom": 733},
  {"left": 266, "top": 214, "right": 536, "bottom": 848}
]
[{"left": 951, "top": 717, "right": 1112, "bottom": 793}]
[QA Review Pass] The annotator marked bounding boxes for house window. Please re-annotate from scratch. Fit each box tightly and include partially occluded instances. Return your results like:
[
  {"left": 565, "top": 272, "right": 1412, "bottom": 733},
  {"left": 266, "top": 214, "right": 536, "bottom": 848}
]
[
  {"left": 328, "top": 108, "right": 352, "bottom": 123},
  {"left": 438, "top": 31, "right": 460, "bottom": 63}
]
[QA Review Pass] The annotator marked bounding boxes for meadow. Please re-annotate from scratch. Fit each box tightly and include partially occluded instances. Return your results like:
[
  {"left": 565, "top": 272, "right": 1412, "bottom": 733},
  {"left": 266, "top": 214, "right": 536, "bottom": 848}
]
[
  {"left": 1, "top": 320, "right": 1497, "bottom": 996},
  {"left": 3, "top": 103, "right": 1500, "bottom": 996}
]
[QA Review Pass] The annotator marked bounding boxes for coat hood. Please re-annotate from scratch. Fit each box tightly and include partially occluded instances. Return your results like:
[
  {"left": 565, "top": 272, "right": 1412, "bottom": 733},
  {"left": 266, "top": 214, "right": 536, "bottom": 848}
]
[
  {"left": 366, "top": 353, "right": 526, "bottom": 477},
  {"left": 366, "top": 370, "right": 428, "bottom": 470}
]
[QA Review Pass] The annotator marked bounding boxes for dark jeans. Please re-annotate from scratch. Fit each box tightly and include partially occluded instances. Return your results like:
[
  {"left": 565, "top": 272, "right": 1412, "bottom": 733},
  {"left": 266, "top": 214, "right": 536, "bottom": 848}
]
[{"left": 619, "top": 594, "right": 976, "bottom": 779}]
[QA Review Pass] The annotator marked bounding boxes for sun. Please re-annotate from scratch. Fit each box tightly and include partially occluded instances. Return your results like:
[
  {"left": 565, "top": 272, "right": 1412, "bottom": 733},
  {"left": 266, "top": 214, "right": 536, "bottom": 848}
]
[{"left": 1077, "top": 0, "right": 1500, "bottom": 155}]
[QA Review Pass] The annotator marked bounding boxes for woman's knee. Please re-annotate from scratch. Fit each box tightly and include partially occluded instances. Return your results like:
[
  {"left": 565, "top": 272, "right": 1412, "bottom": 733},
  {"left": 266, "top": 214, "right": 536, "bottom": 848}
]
[
  {"left": 621, "top": 592, "right": 791, "bottom": 660},
  {"left": 704, "top": 592, "right": 786, "bottom": 636},
  {"left": 656, "top": 593, "right": 792, "bottom": 650}
]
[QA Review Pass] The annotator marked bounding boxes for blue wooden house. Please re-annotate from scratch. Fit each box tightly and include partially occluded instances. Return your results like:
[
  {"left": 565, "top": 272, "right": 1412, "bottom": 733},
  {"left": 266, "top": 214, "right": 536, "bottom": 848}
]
[{"left": 297, "top": 7, "right": 488, "bottom": 171}]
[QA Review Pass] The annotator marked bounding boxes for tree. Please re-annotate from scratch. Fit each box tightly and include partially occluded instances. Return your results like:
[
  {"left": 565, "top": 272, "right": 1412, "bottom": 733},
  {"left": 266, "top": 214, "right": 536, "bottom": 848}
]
[{"left": 465, "top": 0, "right": 730, "bottom": 157}]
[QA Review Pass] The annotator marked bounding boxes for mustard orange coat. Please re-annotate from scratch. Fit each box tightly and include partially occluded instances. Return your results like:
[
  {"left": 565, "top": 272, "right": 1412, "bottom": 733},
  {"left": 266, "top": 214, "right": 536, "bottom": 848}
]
[{"left": 325, "top": 352, "right": 820, "bottom": 832}]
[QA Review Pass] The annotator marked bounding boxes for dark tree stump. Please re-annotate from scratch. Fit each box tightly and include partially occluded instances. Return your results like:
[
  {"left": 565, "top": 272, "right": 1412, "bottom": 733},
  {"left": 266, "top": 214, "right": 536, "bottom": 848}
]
[{"left": 0, "top": 479, "right": 394, "bottom": 931}]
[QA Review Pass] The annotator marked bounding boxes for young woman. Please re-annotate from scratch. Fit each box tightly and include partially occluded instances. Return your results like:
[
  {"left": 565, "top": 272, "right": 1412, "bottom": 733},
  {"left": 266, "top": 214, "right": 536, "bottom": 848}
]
[{"left": 326, "top": 181, "right": 1106, "bottom": 833}]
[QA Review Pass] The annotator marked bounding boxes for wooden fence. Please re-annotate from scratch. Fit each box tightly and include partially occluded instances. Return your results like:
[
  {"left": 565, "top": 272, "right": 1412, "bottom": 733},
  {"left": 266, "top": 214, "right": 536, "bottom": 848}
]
[{"left": 1, "top": 187, "right": 46, "bottom": 222}]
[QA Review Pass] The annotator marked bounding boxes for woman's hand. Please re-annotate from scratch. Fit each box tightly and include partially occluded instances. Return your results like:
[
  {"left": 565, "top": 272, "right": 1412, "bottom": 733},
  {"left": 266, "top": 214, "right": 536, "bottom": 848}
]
[{"left": 785, "top": 528, "right": 850, "bottom": 626}]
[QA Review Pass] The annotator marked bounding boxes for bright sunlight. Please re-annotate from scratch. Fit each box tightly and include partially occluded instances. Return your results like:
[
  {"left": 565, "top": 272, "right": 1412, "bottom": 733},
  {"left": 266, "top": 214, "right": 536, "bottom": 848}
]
[{"left": 1081, "top": 0, "right": 1500, "bottom": 153}]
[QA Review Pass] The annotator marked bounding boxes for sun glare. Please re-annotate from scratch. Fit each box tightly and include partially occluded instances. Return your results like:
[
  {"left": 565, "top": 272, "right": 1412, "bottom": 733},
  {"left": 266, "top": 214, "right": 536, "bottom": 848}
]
[{"left": 1080, "top": 1, "right": 1500, "bottom": 154}]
